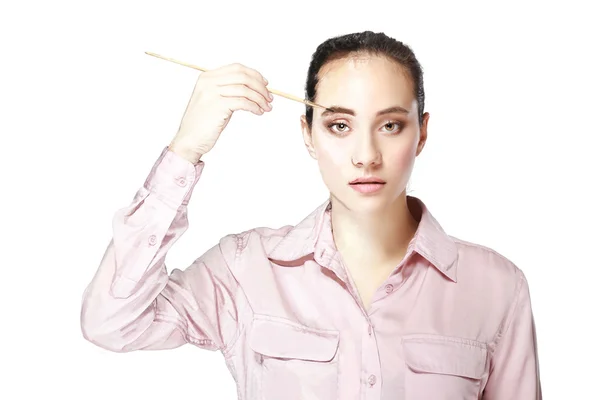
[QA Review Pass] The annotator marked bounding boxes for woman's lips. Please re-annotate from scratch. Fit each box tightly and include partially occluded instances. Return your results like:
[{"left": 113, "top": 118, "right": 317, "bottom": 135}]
[{"left": 349, "top": 182, "right": 386, "bottom": 194}]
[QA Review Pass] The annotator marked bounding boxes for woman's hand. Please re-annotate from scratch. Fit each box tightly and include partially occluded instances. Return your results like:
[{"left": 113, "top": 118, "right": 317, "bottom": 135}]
[{"left": 168, "top": 63, "right": 273, "bottom": 163}]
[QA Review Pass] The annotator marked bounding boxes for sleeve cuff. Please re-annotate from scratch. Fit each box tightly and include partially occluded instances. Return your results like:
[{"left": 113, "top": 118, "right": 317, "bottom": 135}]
[{"left": 143, "top": 146, "right": 205, "bottom": 209}]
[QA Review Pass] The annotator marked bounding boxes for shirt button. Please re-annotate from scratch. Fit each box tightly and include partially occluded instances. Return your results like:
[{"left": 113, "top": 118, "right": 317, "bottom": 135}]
[
  {"left": 368, "top": 374, "right": 377, "bottom": 386},
  {"left": 385, "top": 284, "right": 394, "bottom": 294},
  {"left": 148, "top": 234, "right": 157, "bottom": 246},
  {"left": 175, "top": 177, "right": 187, "bottom": 187},
  {"left": 368, "top": 324, "right": 372, "bottom": 336}
]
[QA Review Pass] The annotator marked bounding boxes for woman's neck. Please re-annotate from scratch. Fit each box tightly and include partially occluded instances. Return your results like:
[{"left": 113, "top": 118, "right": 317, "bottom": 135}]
[{"left": 330, "top": 194, "right": 419, "bottom": 269}]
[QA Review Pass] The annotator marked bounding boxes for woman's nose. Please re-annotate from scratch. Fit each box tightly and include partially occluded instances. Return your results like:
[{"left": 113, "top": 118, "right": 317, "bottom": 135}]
[{"left": 351, "top": 135, "right": 382, "bottom": 168}]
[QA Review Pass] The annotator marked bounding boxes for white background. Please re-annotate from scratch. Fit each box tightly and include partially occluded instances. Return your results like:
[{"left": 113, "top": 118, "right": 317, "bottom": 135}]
[{"left": 1, "top": 0, "right": 598, "bottom": 399}]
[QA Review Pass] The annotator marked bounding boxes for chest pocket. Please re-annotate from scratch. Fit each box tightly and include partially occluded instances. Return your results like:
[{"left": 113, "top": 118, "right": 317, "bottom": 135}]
[
  {"left": 402, "top": 334, "right": 488, "bottom": 400},
  {"left": 249, "top": 315, "right": 340, "bottom": 400}
]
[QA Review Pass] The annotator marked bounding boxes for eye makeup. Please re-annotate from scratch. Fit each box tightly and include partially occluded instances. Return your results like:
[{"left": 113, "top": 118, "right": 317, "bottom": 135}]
[{"left": 324, "top": 120, "right": 406, "bottom": 136}]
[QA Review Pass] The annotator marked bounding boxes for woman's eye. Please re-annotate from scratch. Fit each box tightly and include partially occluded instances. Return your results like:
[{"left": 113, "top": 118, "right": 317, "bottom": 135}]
[
  {"left": 328, "top": 123, "right": 349, "bottom": 134},
  {"left": 326, "top": 121, "right": 404, "bottom": 134},
  {"left": 383, "top": 122, "right": 404, "bottom": 133}
]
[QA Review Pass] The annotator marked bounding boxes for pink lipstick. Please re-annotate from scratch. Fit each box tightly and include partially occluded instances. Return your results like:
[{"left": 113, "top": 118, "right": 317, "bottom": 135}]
[{"left": 348, "top": 176, "right": 386, "bottom": 194}]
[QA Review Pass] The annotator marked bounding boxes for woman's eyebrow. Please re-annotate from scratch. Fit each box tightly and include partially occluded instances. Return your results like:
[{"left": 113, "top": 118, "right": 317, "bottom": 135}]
[{"left": 321, "top": 106, "right": 409, "bottom": 117}]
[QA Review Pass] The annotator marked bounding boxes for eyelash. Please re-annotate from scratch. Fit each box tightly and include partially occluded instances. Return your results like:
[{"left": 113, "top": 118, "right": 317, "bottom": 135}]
[{"left": 326, "top": 121, "right": 405, "bottom": 135}]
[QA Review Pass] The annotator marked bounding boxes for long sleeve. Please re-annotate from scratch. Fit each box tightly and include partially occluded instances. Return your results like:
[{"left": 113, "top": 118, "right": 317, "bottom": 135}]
[
  {"left": 80, "top": 146, "right": 245, "bottom": 353},
  {"left": 483, "top": 269, "right": 542, "bottom": 399}
]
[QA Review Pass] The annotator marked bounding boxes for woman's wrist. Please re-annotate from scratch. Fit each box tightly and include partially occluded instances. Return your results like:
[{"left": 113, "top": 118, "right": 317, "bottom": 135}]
[{"left": 168, "top": 141, "right": 203, "bottom": 164}]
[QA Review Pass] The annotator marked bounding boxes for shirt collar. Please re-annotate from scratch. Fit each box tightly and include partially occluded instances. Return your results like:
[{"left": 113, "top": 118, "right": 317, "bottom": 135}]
[{"left": 267, "top": 195, "right": 458, "bottom": 282}]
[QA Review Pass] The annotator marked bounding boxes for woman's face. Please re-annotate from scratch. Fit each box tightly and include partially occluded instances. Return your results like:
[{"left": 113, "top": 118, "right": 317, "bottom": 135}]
[{"left": 301, "top": 54, "right": 429, "bottom": 213}]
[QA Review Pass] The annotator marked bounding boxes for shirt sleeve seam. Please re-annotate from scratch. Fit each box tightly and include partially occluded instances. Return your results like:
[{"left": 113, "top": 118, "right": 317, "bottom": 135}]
[
  {"left": 221, "top": 232, "right": 255, "bottom": 358},
  {"left": 489, "top": 269, "right": 526, "bottom": 356}
]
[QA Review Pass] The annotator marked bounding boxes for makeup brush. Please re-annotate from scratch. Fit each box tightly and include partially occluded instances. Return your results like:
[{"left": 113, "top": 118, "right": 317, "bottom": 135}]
[{"left": 144, "top": 51, "right": 333, "bottom": 112}]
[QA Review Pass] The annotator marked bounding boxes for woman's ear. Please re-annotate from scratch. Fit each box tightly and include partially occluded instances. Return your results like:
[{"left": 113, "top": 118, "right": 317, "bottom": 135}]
[
  {"left": 300, "top": 115, "right": 317, "bottom": 159},
  {"left": 416, "top": 112, "right": 430, "bottom": 157}
]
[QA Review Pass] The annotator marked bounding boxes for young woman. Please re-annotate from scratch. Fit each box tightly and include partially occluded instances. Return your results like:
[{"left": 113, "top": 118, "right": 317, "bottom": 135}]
[{"left": 80, "top": 31, "right": 542, "bottom": 399}]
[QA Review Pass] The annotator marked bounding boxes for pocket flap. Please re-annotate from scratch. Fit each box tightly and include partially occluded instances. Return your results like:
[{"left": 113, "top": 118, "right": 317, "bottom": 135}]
[
  {"left": 249, "top": 315, "right": 340, "bottom": 362},
  {"left": 402, "top": 335, "right": 487, "bottom": 379}
]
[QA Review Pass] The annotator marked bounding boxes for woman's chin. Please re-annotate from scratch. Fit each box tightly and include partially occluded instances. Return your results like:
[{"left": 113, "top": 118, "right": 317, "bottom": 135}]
[{"left": 339, "top": 191, "right": 395, "bottom": 214}]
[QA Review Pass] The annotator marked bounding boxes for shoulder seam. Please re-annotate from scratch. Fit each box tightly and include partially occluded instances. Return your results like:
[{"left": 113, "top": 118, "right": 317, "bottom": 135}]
[
  {"left": 451, "top": 237, "right": 520, "bottom": 269},
  {"left": 489, "top": 269, "right": 526, "bottom": 355},
  {"left": 220, "top": 232, "right": 254, "bottom": 357}
]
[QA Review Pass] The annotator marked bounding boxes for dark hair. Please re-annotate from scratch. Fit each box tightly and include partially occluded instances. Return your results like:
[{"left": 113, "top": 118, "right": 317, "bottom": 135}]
[{"left": 304, "top": 31, "right": 425, "bottom": 129}]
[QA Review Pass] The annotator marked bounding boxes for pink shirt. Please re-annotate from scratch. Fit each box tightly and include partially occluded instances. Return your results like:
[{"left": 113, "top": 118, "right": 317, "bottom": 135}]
[{"left": 80, "top": 146, "right": 542, "bottom": 399}]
